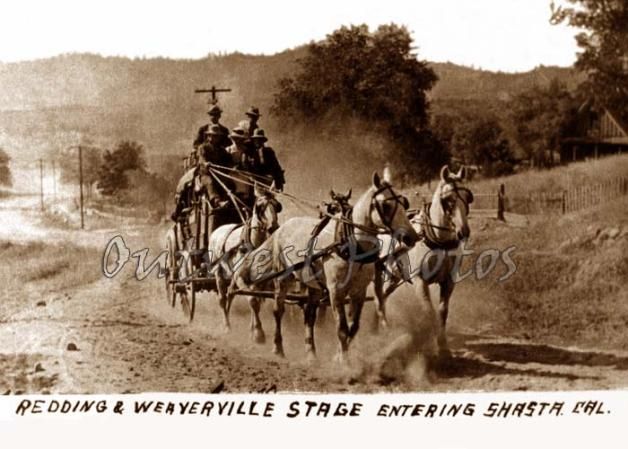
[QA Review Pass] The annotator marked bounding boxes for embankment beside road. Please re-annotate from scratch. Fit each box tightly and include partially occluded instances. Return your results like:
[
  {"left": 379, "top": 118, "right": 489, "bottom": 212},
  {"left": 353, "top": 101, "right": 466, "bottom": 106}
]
[{"left": 454, "top": 195, "right": 628, "bottom": 351}]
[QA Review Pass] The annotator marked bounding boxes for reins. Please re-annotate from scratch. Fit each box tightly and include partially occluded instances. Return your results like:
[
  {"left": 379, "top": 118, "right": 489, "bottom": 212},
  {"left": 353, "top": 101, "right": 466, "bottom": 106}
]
[{"left": 206, "top": 163, "right": 396, "bottom": 237}]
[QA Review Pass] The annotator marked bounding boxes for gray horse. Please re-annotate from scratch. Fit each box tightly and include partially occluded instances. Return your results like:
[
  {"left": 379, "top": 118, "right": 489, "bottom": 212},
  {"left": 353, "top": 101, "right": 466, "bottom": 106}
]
[
  {"left": 374, "top": 165, "right": 473, "bottom": 358},
  {"left": 229, "top": 169, "right": 419, "bottom": 362},
  {"left": 207, "top": 183, "right": 282, "bottom": 331}
]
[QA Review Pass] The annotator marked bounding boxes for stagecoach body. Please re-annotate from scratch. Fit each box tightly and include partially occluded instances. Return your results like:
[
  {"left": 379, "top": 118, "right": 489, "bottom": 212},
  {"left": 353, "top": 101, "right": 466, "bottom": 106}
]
[
  {"left": 165, "top": 170, "right": 220, "bottom": 321},
  {"left": 164, "top": 159, "right": 308, "bottom": 323}
]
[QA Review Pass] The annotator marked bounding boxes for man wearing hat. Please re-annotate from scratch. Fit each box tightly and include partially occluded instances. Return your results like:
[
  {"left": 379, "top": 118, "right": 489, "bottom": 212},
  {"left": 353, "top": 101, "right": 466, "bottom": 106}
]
[
  {"left": 238, "top": 106, "right": 261, "bottom": 141},
  {"left": 239, "top": 106, "right": 261, "bottom": 133},
  {"left": 199, "top": 124, "right": 233, "bottom": 168},
  {"left": 226, "top": 126, "right": 260, "bottom": 209},
  {"left": 194, "top": 104, "right": 230, "bottom": 151},
  {"left": 171, "top": 124, "right": 233, "bottom": 222},
  {"left": 251, "top": 128, "right": 285, "bottom": 191}
]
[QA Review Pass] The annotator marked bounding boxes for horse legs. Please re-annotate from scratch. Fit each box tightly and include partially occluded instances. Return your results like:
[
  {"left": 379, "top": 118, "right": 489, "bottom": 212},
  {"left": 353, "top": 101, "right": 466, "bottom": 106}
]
[
  {"left": 329, "top": 287, "right": 350, "bottom": 363},
  {"left": 272, "top": 280, "right": 287, "bottom": 357},
  {"left": 347, "top": 295, "right": 364, "bottom": 344},
  {"left": 317, "top": 304, "right": 328, "bottom": 326},
  {"left": 303, "top": 288, "right": 320, "bottom": 359},
  {"left": 438, "top": 279, "right": 455, "bottom": 358},
  {"left": 373, "top": 262, "right": 389, "bottom": 331},
  {"left": 414, "top": 280, "right": 439, "bottom": 359},
  {"left": 249, "top": 296, "right": 266, "bottom": 344},
  {"left": 215, "top": 269, "right": 231, "bottom": 331}
]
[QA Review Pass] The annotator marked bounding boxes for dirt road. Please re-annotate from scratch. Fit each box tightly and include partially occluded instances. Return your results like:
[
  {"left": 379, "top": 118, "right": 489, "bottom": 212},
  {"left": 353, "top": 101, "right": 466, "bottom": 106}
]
[{"left": 1, "top": 197, "right": 627, "bottom": 394}]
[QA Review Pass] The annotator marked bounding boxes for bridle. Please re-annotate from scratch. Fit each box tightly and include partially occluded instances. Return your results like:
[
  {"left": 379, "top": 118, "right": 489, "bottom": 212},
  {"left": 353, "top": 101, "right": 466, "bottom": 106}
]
[
  {"left": 414, "top": 181, "right": 473, "bottom": 249},
  {"left": 370, "top": 183, "right": 410, "bottom": 234},
  {"left": 334, "top": 184, "right": 408, "bottom": 264},
  {"left": 439, "top": 182, "right": 474, "bottom": 215},
  {"left": 250, "top": 194, "right": 281, "bottom": 234}
]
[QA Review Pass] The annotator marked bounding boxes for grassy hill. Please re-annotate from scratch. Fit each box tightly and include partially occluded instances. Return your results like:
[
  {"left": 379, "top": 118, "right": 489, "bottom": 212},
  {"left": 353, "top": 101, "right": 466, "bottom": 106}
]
[{"left": 0, "top": 51, "right": 577, "bottom": 164}]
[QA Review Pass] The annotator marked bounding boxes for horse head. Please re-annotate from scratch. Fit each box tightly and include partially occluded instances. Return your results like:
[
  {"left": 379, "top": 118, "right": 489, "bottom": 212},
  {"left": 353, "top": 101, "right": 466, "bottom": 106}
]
[
  {"left": 321, "top": 188, "right": 352, "bottom": 216},
  {"left": 252, "top": 182, "right": 282, "bottom": 236},
  {"left": 431, "top": 165, "right": 474, "bottom": 241},
  {"left": 354, "top": 169, "right": 417, "bottom": 247}
]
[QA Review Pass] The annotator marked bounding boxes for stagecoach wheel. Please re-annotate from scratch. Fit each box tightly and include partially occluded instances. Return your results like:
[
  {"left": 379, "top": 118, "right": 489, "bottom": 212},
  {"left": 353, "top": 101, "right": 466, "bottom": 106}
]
[
  {"left": 165, "top": 234, "right": 177, "bottom": 308},
  {"left": 189, "top": 282, "right": 196, "bottom": 323},
  {"left": 179, "top": 253, "right": 194, "bottom": 320}
]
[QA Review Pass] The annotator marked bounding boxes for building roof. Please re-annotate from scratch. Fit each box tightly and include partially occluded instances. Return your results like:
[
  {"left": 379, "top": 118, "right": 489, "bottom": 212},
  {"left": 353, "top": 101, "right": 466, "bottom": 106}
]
[{"left": 574, "top": 101, "right": 628, "bottom": 145}]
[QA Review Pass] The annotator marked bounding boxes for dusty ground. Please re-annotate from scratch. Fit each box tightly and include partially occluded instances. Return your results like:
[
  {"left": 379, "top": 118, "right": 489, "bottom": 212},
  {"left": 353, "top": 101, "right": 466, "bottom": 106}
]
[{"left": 1, "top": 193, "right": 628, "bottom": 394}]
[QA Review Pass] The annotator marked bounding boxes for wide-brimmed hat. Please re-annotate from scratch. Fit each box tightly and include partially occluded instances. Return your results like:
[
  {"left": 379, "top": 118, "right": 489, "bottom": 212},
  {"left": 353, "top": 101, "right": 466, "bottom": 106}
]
[
  {"left": 245, "top": 106, "right": 261, "bottom": 118},
  {"left": 251, "top": 128, "right": 268, "bottom": 142},
  {"left": 205, "top": 124, "right": 225, "bottom": 136},
  {"left": 229, "top": 126, "right": 247, "bottom": 140},
  {"left": 207, "top": 104, "right": 223, "bottom": 116}
]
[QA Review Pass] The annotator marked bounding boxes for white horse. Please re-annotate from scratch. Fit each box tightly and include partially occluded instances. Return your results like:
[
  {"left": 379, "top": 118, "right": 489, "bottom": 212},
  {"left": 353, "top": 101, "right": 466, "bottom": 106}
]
[
  {"left": 207, "top": 183, "right": 282, "bottom": 330},
  {"left": 374, "top": 165, "right": 473, "bottom": 358},
  {"left": 229, "top": 170, "right": 419, "bottom": 362}
]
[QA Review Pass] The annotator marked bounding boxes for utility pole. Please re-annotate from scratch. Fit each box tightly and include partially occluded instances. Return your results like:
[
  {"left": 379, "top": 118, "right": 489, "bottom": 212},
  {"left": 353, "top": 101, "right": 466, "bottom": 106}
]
[
  {"left": 39, "top": 159, "right": 44, "bottom": 211},
  {"left": 195, "top": 86, "right": 231, "bottom": 104},
  {"left": 78, "top": 145, "right": 84, "bottom": 230}
]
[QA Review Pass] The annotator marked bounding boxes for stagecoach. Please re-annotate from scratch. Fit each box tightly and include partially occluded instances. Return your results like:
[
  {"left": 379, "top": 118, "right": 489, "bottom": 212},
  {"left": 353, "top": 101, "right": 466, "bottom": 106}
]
[
  {"left": 162, "top": 89, "right": 473, "bottom": 361},
  {"left": 163, "top": 153, "right": 326, "bottom": 323}
]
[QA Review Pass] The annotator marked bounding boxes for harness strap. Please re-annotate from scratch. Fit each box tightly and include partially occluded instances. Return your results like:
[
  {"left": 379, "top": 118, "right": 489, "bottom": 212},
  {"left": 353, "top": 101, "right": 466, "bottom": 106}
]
[
  {"left": 334, "top": 208, "right": 380, "bottom": 264},
  {"left": 310, "top": 214, "right": 332, "bottom": 238},
  {"left": 415, "top": 202, "right": 461, "bottom": 251},
  {"left": 240, "top": 219, "right": 253, "bottom": 250},
  {"left": 249, "top": 242, "right": 341, "bottom": 286}
]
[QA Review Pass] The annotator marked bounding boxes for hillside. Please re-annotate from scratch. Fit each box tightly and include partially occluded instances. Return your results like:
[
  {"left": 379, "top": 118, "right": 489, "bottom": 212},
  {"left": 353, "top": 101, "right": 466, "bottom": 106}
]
[
  {"left": 0, "top": 51, "right": 577, "bottom": 164},
  {"left": 456, "top": 194, "right": 628, "bottom": 351},
  {"left": 0, "top": 51, "right": 304, "bottom": 163}
]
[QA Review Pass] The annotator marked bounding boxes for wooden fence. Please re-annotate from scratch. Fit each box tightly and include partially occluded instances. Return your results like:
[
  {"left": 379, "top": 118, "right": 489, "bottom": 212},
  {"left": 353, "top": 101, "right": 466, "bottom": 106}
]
[
  {"left": 562, "top": 176, "right": 627, "bottom": 214},
  {"left": 467, "top": 176, "right": 628, "bottom": 218}
]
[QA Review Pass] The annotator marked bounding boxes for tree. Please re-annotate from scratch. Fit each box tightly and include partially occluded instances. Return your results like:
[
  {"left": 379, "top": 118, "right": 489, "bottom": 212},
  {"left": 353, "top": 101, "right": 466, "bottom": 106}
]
[
  {"left": 510, "top": 79, "right": 579, "bottom": 167},
  {"left": 98, "top": 141, "right": 147, "bottom": 196},
  {"left": 0, "top": 148, "right": 12, "bottom": 187},
  {"left": 124, "top": 170, "right": 172, "bottom": 219},
  {"left": 451, "top": 116, "right": 516, "bottom": 177},
  {"left": 550, "top": 0, "right": 628, "bottom": 115},
  {"left": 431, "top": 114, "right": 456, "bottom": 150},
  {"left": 272, "top": 24, "right": 441, "bottom": 181},
  {"left": 58, "top": 145, "right": 102, "bottom": 190}
]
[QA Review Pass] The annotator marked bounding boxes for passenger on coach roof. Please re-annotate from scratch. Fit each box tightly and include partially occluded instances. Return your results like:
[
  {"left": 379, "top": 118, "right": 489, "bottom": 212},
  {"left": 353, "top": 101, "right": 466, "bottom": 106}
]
[
  {"left": 226, "top": 126, "right": 259, "bottom": 209},
  {"left": 251, "top": 128, "right": 285, "bottom": 192},
  {"left": 193, "top": 103, "right": 230, "bottom": 152}
]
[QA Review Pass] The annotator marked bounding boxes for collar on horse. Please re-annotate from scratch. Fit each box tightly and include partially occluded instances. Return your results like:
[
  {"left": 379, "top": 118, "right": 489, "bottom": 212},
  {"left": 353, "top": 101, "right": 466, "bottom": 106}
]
[
  {"left": 414, "top": 203, "right": 460, "bottom": 251},
  {"left": 307, "top": 183, "right": 409, "bottom": 264}
]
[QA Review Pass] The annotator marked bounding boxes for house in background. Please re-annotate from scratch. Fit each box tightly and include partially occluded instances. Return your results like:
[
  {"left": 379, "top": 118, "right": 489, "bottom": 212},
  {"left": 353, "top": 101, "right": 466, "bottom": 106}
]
[{"left": 561, "top": 101, "right": 628, "bottom": 163}]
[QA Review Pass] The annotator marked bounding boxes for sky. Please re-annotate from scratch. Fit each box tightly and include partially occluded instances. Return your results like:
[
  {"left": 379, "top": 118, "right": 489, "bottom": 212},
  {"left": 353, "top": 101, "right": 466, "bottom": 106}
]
[{"left": 0, "top": 0, "right": 580, "bottom": 72}]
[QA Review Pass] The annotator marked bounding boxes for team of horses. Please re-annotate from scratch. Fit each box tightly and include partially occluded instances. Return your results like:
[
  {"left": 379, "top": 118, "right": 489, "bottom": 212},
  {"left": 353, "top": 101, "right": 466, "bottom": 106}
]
[{"left": 182, "top": 164, "right": 474, "bottom": 364}]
